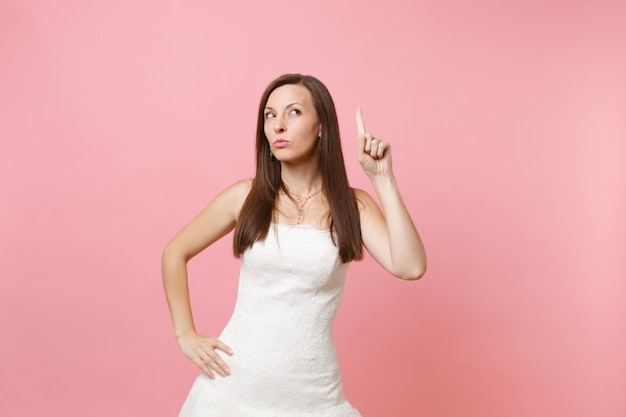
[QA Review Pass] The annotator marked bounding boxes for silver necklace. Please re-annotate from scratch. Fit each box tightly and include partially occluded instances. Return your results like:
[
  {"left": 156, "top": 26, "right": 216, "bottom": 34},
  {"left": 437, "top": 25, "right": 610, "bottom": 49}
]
[{"left": 284, "top": 184, "right": 321, "bottom": 224}]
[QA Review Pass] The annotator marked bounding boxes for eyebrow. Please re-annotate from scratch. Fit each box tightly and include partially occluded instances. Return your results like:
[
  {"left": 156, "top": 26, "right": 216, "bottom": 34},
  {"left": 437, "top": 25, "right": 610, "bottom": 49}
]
[{"left": 264, "top": 102, "right": 302, "bottom": 111}]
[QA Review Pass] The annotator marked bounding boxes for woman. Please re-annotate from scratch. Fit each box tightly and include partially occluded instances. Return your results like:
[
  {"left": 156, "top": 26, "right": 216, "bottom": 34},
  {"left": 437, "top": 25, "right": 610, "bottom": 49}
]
[{"left": 162, "top": 74, "right": 426, "bottom": 416}]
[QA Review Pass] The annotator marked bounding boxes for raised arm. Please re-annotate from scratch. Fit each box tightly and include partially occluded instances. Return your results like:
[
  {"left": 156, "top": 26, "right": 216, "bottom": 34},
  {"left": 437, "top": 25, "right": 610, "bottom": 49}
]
[
  {"left": 355, "top": 107, "right": 427, "bottom": 280},
  {"left": 161, "top": 179, "right": 251, "bottom": 378}
]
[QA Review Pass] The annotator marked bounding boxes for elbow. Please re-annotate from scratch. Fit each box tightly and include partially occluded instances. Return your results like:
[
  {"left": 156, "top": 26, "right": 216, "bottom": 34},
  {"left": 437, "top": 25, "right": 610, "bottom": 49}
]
[
  {"left": 161, "top": 243, "right": 175, "bottom": 266},
  {"left": 161, "top": 245, "right": 174, "bottom": 274},
  {"left": 398, "top": 267, "right": 426, "bottom": 281},
  {"left": 161, "top": 242, "right": 191, "bottom": 269},
  {"left": 395, "top": 260, "right": 427, "bottom": 281}
]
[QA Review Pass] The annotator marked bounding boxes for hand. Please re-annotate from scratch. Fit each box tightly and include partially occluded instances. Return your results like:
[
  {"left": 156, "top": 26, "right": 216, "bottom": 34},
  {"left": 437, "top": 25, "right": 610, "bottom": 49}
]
[
  {"left": 177, "top": 331, "right": 233, "bottom": 379},
  {"left": 356, "top": 107, "right": 393, "bottom": 177}
]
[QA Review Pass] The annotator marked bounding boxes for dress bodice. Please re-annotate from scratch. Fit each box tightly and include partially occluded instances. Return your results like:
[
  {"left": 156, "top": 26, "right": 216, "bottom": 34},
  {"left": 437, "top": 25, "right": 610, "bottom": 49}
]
[{"left": 179, "top": 223, "right": 362, "bottom": 417}]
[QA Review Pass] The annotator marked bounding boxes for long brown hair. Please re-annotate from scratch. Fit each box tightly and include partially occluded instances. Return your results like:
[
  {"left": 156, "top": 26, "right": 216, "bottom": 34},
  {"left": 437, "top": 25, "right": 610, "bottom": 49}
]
[{"left": 233, "top": 74, "right": 362, "bottom": 263}]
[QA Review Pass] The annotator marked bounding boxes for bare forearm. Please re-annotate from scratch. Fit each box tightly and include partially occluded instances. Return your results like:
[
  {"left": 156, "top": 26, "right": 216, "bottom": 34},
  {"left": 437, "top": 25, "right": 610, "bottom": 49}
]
[
  {"left": 370, "top": 173, "right": 426, "bottom": 279},
  {"left": 162, "top": 251, "right": 196, "bottom": 338}
]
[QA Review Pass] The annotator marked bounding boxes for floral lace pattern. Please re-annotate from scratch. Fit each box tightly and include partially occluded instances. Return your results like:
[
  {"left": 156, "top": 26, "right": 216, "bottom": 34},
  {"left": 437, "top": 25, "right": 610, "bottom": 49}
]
[{"left": 179, "top": 223, "right": 362, "bottom": 417}]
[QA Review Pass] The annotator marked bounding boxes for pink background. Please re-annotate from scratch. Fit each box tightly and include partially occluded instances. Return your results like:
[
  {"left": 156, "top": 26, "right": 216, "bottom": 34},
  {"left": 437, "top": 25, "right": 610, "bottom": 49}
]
[{"left": 1, "top": 1, "right": 624, "bottom": 416}]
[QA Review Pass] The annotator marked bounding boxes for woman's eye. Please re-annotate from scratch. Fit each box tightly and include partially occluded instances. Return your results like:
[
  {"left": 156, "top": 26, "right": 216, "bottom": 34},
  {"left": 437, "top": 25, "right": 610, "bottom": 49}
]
[
  {"left": 289, "top": 109, "right": 300, "bottom": 116},
  {"left": 265, "top": 112, "right": 275, "bottom": 119}
]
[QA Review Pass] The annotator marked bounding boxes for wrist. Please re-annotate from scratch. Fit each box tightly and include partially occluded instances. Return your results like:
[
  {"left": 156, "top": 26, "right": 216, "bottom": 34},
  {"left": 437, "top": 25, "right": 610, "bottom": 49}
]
[
  {"left": 369, "top": 171, "right": 396, "bottom": 185},
  {"left": 175, "top": 328, "right": 196, "bottom": 340}
]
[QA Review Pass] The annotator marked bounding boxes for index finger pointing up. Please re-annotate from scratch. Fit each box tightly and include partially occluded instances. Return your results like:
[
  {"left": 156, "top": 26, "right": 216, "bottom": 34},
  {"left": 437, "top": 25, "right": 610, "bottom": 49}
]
[{"left": 356, "top": 106, "right": 366, "bottom": 137}]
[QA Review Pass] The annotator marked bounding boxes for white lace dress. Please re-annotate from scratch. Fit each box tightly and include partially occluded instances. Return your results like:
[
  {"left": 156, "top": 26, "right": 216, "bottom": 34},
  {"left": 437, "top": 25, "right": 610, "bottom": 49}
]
[{"left": 179, "top": 223, "right": 362, "bottom": 417}]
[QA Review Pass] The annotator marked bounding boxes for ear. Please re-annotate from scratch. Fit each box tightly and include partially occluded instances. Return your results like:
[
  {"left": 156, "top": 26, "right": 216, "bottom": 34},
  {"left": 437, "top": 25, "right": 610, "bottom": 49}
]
[{"left": 318, "top": 125, "right": 322, "bottom": 138}]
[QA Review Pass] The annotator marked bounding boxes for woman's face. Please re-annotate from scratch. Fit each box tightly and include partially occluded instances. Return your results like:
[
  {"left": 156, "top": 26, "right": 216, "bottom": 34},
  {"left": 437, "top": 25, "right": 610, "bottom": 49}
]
[{"left": 264, "top": 84, "right": 321, "bottom": 164}]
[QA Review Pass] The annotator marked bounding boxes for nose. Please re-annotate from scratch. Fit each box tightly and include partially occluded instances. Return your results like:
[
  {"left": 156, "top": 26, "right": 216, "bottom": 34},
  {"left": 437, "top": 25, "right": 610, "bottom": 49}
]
[{"left": 273, "top": 115, "right": 286, "bottom": 133}]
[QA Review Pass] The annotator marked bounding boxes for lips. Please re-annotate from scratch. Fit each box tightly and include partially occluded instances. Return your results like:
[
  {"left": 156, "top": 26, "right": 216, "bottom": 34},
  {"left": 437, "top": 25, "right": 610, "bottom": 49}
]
[{"left": 273, "top": 139, "right": 289, "bottom": 148}]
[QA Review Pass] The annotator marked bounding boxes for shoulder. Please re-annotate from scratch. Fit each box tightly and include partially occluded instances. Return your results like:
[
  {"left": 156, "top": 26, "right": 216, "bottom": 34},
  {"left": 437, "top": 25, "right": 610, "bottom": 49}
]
[
  {"left": 230, "top": 178, "right": 253, "bottom": 199},
  {"left": 352, "top": 187, "right": 383, "bottom": 230},
  {"left": 352, "top": 188, "right": 377, "bottom": 211},
  {"left": 229, "top": 179, "right": 253, "bottom": 219}
]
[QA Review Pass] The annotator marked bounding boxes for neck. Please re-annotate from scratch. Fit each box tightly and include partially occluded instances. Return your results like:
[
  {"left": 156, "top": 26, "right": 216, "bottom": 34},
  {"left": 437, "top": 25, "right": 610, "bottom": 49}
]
[{"left": 280, "top": 165, "right": 323, "bottom": 196}]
